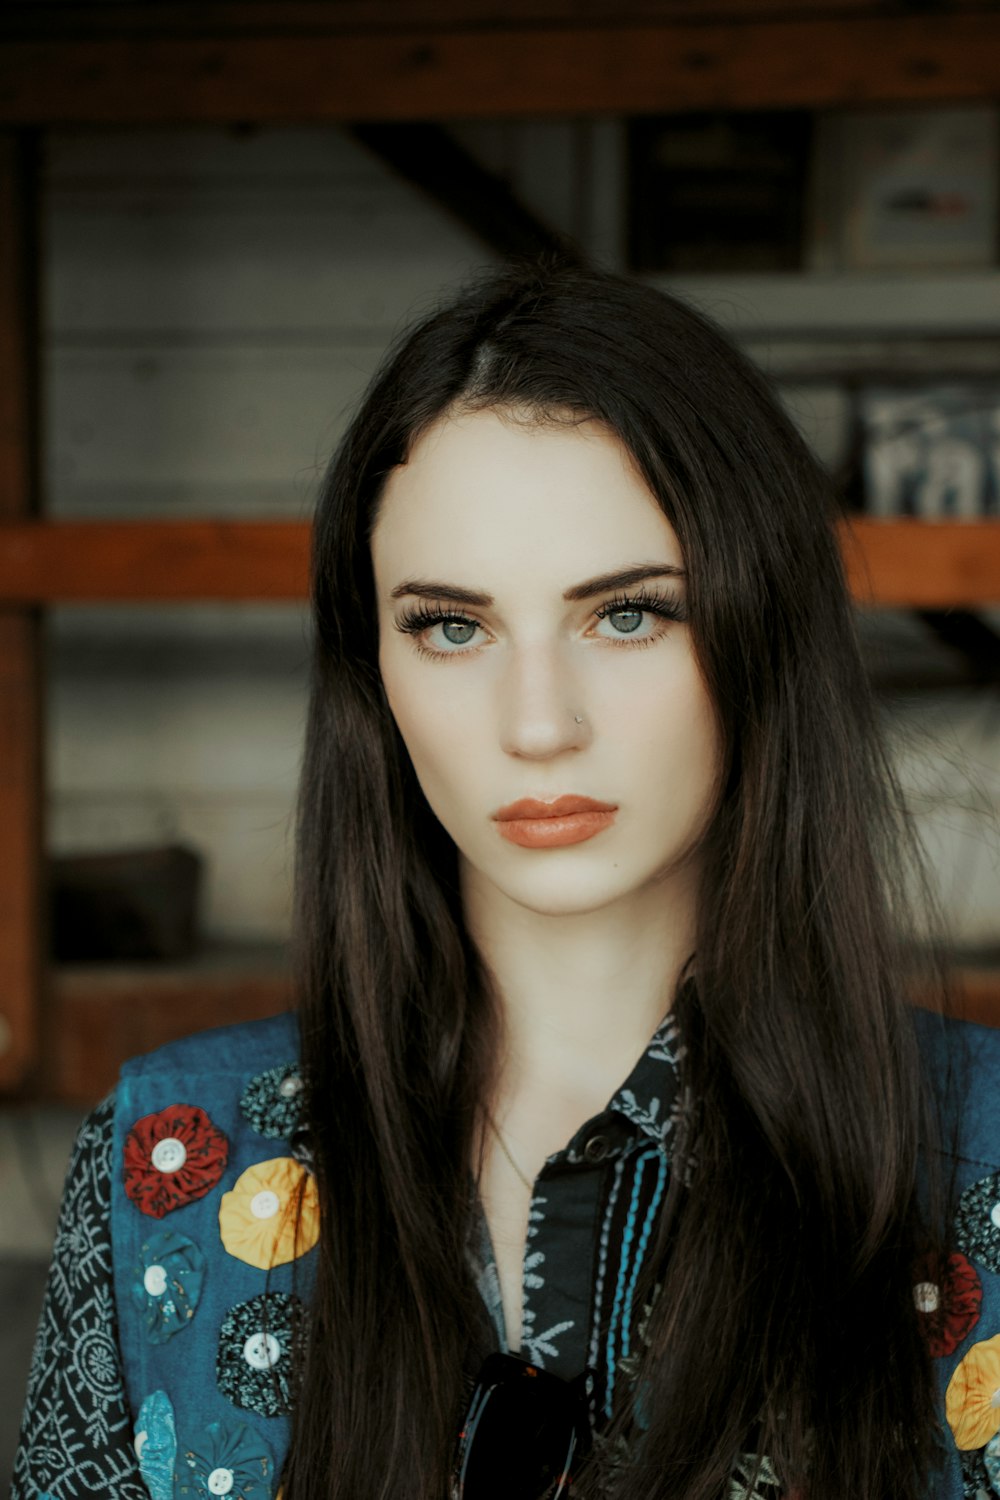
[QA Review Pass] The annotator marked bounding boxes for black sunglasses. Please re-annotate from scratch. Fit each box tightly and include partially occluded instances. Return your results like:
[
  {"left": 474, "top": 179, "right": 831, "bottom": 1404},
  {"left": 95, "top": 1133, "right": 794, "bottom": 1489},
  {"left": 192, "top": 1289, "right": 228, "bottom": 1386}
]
[{"left": 456, "top": 1352, "right": 593, "bottom": 1500}]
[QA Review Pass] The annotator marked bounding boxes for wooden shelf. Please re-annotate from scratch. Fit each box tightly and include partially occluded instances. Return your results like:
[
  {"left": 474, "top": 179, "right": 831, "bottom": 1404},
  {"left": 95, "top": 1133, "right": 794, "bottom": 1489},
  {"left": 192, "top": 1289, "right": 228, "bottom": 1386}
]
[
  {"left": 0, "top": 518, "right": 999, "bottom": 608},
  {"left": 0, "top": 520, "right": 310, "bottom": 603},
  {"left": 1, "top": 8, "right": 999, "bottom": 123}
]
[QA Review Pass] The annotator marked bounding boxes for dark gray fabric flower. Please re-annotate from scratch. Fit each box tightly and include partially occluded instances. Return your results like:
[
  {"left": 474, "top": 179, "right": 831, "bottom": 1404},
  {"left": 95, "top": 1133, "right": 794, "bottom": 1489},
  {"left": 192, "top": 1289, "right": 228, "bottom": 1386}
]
[
  {"left": 239, "top": 1064, "right": 305, "bottom": 1141},
  {"left": 955, "top": 1172, "right": 1000, "bottom": 1275},
  {"left": 216, "top": 1292, "right": 306, "bottom": 1417}
]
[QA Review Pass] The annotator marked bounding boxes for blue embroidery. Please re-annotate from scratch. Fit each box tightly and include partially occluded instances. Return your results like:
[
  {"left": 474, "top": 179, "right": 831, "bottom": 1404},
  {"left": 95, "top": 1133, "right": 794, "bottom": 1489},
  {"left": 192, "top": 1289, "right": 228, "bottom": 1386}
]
[
  {"left": 622, "top": 1151, "right": 668, "bottom": 1366},
  {"left": 134, "top": 1389, "right": 177, "bottom": 1500},
  {"left": 131, "top": 1231, "right": 206, "bottom": 1344},
  {"left": 605, "top": 1146, "right": 662, "bottom": 1418},
  {"left": 175, "top": 1417, "right": 274, "bottom": 1498}
]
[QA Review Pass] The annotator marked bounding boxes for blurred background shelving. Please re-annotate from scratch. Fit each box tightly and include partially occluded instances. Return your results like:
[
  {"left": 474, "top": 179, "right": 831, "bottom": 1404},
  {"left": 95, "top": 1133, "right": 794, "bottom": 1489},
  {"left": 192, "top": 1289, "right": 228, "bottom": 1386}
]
[{"left": 1, "top": 1, "right": 1000, "bottom": 1111}]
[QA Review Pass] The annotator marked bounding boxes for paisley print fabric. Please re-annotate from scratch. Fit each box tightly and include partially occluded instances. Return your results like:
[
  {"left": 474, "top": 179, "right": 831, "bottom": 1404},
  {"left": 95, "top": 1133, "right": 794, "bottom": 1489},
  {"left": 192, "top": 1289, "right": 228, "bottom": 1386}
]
[{"left": 11, "top": 1095, "right": 148, "bottom": 1499}]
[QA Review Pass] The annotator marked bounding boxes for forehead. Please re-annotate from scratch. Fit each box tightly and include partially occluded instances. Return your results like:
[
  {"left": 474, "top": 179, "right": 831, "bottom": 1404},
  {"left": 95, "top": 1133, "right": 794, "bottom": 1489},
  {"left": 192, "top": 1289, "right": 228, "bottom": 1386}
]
[{"left": 371, "top": 408, "right": 683, "bottom": 586}]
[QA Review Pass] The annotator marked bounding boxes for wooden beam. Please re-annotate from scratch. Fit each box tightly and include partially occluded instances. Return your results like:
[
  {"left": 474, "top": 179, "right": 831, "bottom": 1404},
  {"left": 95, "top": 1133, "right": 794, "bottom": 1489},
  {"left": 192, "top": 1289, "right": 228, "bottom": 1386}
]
[
  {"left": 0, "top": 520, "right": 312, "bottom": 602},
  {"left": 841, "top": 520, "right": 1000, "bottom": 609},
  {"left": 0, "top": 518, "right": 998, "bottom": 607},
  {"left": 349, "top": 122, "right": 577, "bottom": 260},
  {"left": 1, "top": 13, "right": 999, "bottom": 124},
  {"left": 5, "top": 2, "right": 986, "bottom": 42},
  {"left": 0, "top": 133, "right": 42, "bottom": 1095}
]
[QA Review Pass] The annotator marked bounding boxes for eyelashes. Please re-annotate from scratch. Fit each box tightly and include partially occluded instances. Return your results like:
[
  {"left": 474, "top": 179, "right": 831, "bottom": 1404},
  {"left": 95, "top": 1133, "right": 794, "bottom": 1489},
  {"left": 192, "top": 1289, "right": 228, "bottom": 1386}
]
[
  {"left": 394, "top": 587, "right": 688, "bottom": 657},
  {"left": 592, "top": 589, "right": 688, "bottom": 628}
]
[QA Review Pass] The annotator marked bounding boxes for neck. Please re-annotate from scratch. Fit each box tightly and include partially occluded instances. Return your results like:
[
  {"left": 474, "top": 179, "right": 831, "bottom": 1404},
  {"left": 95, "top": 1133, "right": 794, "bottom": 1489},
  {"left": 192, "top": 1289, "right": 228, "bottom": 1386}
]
[{"left": 462, "top": 863, "right": 697, "bottom": 1114}]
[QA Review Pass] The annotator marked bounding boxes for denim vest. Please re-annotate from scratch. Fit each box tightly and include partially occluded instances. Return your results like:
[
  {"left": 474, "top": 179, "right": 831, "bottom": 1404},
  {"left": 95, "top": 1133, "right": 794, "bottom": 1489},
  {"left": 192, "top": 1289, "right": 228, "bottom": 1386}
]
[
  {"left": 109, "top": 1008, "right": 1000, "bottom": 1500},
  {"left": 111, "top": 1012, "right": 314, "bottom": 1500}
]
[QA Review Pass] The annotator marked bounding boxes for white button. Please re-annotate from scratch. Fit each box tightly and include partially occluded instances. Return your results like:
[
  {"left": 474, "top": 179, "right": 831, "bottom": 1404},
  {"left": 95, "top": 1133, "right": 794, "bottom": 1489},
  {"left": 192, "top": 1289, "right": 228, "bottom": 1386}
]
[
  {"left": 279, "top": 1073, "right": 303, "bottom": 1098},
  {"left": 243, "top": 1331, "right": 281, "bottom": 1370},
  {"left": 250, "top": 1190, "right": 280, "bottom": 1220},
  {"left": 143, "top": 1264, "right": 168, "bottom": 1297},
  {"left": 151, "top": 1137, "right": 187, "bottom": 1173},
  {"left": 913, "top": 1281, "right": 940, "bottom": 1314},
  {"left": 207, "top": 1468, "right": 235, "bottom": 1495},
  {"left": 990, "top": 1202, "right": 1000, "bottom": 1229},
  {"left": 134, "top": 1431, "right": 147, "bottom": 1460}
]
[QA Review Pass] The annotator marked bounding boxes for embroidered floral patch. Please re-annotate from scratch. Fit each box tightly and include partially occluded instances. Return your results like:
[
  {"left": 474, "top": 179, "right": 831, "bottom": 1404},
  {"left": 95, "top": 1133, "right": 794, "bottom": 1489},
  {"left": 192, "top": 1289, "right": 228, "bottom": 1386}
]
[
  {"left": 240, "top": 1064, "right": 305, "bottom": 1141},
  {"left": 216, "top": 1292, "right": 307, "bottom": 1417},
  {"left": 175, "top": 1418, "right": 274, "bottom": 1499},
  {"left": 124, "top": 1105, "right": 229, "bottom": 1219},
  {"left": 960, "top": 1444, "right": 994, "bottom": 1500},
  {"left": 131, "top": 1229, "right": 206, "bottom": 1342},
  {"left": 947, "top": 1333, "right": 1000, "bottom": 1450},
  {"left": 218, "top": 1157, "right": 319, "bottom": 1270},
  {"left": 913, "top": 1250, "right": 983, "bottom": 1358},
  {"left": 984, "top": 1431, "right": 1000, "bottom": 1492},
  {"left": 133, "top": 1389, "right": 177, "bottom": 1500},
  {"left": 955, "top": 1172, "right": 1000, "bottom": 1275}
]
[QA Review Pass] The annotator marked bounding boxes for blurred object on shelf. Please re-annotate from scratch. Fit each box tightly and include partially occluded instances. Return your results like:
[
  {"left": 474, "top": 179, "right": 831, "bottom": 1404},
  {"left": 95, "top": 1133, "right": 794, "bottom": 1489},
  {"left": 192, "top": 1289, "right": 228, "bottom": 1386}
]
[
  {"left": 627, "top": 111, "right": 813, "bottom": 273},
  {"left": 857, "top": 384, "right": 1000, "bottom": 518},
  {"left": 50, "top": 843, "right": 202, "bottom": 962},
  {"left": 808, "top": 107, "right": 999, "bottom": 272}
]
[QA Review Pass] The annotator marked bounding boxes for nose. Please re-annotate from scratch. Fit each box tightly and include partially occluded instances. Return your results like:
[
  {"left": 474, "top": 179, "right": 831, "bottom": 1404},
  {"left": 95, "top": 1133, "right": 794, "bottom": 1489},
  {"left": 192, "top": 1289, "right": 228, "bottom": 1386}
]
[{"left": 498, "top": 642, "right": 589, "bottom": 760}]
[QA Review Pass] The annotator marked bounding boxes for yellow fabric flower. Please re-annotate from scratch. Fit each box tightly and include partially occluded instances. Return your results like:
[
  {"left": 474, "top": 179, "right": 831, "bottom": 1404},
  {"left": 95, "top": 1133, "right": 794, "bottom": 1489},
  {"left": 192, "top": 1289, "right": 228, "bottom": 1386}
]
[
  {"left": 946, "top": 1332, "right": 1000, "bottom": 1449},
  {"left": 219, "top": 1157, "right": 319, "bottom": 1269}
]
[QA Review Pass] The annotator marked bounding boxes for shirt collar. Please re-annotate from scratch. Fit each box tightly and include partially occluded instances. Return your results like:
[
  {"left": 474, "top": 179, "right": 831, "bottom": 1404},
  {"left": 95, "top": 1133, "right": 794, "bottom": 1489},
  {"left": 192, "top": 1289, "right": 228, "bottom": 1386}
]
[{"left": 606, "top": 1009, "right": 686, "bottom": 1152}]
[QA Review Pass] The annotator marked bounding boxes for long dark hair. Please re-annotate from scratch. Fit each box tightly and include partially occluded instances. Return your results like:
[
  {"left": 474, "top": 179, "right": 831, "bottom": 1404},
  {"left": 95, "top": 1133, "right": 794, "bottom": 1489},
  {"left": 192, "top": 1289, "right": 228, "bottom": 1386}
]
[{"left": 285, "top": 260, "right": 952, "bottom": 1499}]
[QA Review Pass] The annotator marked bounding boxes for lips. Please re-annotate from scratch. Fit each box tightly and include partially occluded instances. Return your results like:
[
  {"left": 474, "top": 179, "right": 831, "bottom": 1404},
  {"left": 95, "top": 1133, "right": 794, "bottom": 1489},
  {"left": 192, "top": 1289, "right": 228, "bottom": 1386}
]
[{"left": 493, "top": 795, "right": 618, "bottom": 849}]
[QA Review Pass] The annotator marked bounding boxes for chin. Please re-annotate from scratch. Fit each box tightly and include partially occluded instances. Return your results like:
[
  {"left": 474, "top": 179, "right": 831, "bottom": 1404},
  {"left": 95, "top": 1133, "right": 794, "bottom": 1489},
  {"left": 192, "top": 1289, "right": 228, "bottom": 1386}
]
[{"left": 493, "top": 866, "right": 642, "bottom": 919}]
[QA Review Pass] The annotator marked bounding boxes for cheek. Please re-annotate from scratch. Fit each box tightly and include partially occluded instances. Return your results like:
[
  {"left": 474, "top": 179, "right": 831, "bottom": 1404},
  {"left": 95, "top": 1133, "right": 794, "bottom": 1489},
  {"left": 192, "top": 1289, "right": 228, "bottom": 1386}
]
[
  {"left": 634, "top": 669, "right": 720, "bottom": 818},
  {"left": 379, "top": 651, "right": 483, "bottom": 807}
]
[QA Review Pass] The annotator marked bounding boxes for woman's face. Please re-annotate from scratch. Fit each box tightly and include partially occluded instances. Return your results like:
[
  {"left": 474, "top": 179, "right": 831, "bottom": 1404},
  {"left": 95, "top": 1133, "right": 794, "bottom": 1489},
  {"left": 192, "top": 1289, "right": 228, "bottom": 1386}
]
[{"left": 371, "top": 407, "right": 721, "bottom": 920}]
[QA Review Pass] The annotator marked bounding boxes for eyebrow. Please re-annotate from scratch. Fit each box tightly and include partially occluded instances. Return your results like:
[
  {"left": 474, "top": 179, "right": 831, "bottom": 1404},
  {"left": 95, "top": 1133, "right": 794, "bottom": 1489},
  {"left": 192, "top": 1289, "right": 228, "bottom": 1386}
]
[{"left": 389, "top": 563, "right": 686, "bottom": 608}]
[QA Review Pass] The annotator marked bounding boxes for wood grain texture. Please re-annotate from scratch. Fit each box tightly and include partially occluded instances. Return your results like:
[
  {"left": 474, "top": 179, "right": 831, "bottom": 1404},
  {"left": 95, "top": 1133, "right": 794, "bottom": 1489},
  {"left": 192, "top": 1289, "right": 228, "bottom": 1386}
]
[
  {"left": 1, "top": 518, "right": 999, "bottom": 606},
  {"left": 5, "top": 1, "right": 991, "bottom": 41},
  {"left": 0, "top": 133, "right": 42, "bottom": 1095},
  {"left": 842, "top": 520, "right": 1000, "bottom": 609},
  {"left": 2, "top": 13, "right": 1000, "bottom": 124},
  {"left": 0, "top": 520, "right": 312, "bottom": 601}
]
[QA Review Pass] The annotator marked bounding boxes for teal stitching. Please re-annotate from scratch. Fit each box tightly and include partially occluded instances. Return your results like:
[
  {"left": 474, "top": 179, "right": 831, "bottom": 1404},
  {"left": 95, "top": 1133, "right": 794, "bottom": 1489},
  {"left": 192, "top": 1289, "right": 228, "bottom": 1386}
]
[
  {"left": 622, "top": 1151, "right": 667, "bottom": 1365},
  {"left": 604, "top": 1147, "right": 659, "bottom": 1418}
]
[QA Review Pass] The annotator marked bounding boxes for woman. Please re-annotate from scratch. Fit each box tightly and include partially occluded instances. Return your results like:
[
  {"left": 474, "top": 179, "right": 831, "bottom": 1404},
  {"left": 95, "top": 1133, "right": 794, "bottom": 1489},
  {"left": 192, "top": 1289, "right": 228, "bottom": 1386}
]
[{"left": 14, "top": 259, "right": 999, "bottom": 1500}]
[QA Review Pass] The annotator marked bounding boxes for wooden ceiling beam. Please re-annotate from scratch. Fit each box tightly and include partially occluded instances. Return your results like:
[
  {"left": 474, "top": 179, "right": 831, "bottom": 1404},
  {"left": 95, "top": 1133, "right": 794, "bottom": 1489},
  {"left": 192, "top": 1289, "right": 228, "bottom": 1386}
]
[
  {"left": 1, "top": 13, "right": 999, "bottom": 124},
  {"left": 1, "top": 519, "right": 999, "bottom": 608},
  {"left": 349, "top": 122, "right": 577, "bottom": 260},
  {"left": 4, "top": 3, "right": 994, "bottom": 43}
]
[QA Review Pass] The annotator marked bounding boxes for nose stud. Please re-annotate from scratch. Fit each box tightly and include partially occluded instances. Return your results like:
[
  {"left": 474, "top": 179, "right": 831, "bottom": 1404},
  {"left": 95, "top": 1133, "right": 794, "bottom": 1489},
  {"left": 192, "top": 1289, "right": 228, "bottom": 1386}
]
[{"left": 574, "top": 715, "right": 584, "bottom": 725}]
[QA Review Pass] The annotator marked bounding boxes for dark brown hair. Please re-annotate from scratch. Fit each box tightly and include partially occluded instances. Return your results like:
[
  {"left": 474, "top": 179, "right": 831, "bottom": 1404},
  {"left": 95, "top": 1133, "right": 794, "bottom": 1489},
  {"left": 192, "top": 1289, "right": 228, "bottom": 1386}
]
[{"left": 284, "top": 259, "right": 952, "bottom": 1499}]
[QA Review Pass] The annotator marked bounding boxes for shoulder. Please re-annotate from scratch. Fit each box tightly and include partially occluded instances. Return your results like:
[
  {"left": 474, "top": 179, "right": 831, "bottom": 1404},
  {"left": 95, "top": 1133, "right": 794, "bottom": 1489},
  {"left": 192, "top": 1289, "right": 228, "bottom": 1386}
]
[
  {"left": 911, "top": 1005, "right": 1000, "bottom": 1169},
  {"left": 908, "top": 1009, "right": 1000, "bottom": 1493},
  {"left": 119, "top": 1010, "right": 300, "bottom": 1085}
]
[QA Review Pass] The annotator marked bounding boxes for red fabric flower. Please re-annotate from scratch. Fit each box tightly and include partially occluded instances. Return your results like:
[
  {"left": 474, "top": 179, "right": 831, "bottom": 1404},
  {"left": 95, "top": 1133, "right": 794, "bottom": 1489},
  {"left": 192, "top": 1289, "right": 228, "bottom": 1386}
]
[
  {"left": 124, "top": 1104, "right": 229, "bottom": 1219},
  {"left": 913, "top": 1250, "right": 982, "bottom": 1358}
]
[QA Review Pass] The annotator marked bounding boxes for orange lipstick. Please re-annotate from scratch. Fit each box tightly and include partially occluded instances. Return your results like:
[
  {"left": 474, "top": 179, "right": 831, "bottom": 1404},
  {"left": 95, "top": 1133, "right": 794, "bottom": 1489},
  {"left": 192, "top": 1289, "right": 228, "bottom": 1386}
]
[{"left": 493, "top": 796, "right": 617, "bottom": 849}]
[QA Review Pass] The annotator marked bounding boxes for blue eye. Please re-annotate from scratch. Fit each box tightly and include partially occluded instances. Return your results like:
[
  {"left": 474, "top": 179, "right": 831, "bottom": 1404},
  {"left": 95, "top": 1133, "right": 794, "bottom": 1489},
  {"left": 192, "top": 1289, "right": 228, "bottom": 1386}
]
[
  {"left": 441, "top": 619, "right": 477, "bottom": 646},
  {"left": 592, "top": 590, "right": 687, "bottom": 644},
  {"left": 605, "top": 608, "right": 642, "bottom": 635},
  {"left": 395, "top": 605, "right": 486, "bottom": 656}
]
